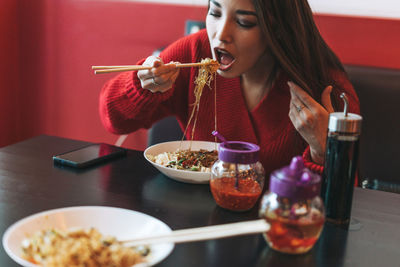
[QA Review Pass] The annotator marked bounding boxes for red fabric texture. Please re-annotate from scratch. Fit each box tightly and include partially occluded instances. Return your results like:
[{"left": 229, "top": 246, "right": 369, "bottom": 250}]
[
  {"left": 302, "top": 146, "right": 324, "bottom": 174},
  {"left": 99, "top": 29, "right": 360, "bottom": 183}
]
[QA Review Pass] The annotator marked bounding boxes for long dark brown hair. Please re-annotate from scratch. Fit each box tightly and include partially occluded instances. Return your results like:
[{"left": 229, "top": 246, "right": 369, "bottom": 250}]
[{"left": 253, "top": 0, "right": 345, "bottom": 108}]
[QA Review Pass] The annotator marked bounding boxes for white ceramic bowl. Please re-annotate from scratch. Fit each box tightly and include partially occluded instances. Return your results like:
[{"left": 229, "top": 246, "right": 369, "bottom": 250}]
[
  {"left": 144, "top": 140, "right": 219, "bottom": 184},
  {"left": 2, "top": 206, "right": 173, "bottom": 267}
]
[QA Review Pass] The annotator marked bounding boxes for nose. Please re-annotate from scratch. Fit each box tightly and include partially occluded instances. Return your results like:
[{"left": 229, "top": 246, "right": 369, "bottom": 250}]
[{"left": 216, "top": 18, "right": 233, "bottom": 43}]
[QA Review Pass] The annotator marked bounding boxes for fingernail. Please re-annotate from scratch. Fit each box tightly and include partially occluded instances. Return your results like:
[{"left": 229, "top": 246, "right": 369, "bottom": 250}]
[{"left": 287, "top": 81, "right": 293, "bottom": 88}]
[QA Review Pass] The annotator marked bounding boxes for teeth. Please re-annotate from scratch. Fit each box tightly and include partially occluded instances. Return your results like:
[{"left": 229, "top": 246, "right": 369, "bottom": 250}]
[
  {"left": 217, "top": 49, "right": 228, "bottom": 55},
  {"left": 216, "top": 49, "right": 228, "bottom": 64}
]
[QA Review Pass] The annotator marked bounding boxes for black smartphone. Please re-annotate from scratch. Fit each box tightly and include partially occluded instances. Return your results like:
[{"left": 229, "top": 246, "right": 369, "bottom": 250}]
[{"left": 53, "top": 143, "right": 127, "bottom": 168}]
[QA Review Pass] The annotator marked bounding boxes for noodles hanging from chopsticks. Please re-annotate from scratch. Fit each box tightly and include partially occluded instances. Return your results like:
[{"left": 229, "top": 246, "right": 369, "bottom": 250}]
[{"left": 180, "top": 58, "right": 219, "bottom": 151}]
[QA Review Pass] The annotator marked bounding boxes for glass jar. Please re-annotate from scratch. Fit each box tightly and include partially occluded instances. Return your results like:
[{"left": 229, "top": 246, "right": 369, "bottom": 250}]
[
  {"left": 210, "top": 141, "right": 265, "bottom": 212},
  {"left": 259, "top": 156, "right": 325, "bottom": 254}
]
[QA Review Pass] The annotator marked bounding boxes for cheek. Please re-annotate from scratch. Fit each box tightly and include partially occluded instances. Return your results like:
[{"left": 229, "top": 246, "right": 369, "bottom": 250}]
[
  {"left": 239, "top": 38, "right": 264, "bottom": 59},
  {"left": 251, "top": 34, "right": 265, "bottom": 50},
  {"left": 238, "top": 31, "right": 263, "bottom": 50},
  {"left": 249, "top": 38, "right": 267, "bottom": 59},
  {"left": 205, "top": 18, "right": 214, "bottom": 37},
  {"left": 206, "top": 23, "right": 217, "bottom": 57},
  {"left": 206, "top": 26, "right": 213, "bottom": 41}
]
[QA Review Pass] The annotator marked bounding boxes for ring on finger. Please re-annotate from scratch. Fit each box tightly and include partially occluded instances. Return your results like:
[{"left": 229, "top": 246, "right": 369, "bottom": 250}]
[
  {"left": 152, "top": 77, "right": 160, "bottom": 86},
  {"left": 296, "top": 105, "right": 304, "bottom": 112}
]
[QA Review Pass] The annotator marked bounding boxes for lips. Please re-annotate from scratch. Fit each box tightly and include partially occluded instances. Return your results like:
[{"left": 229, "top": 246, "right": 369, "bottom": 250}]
[{"left": 215, "top": 48, "right": 235, "bottom": 71}]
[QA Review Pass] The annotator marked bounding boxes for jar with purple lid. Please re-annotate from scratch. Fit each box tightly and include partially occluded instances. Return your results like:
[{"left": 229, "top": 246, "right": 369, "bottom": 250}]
[
  {"left": 210, "top": 141, "right": 265, "bottom": 212},
  {"left": 259, "top": 156, "right": 325, "bottom": 254}
]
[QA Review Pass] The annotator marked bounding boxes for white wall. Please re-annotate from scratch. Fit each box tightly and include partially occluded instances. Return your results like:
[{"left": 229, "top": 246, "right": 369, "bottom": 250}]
[
  {"left": 308, "top": 0, "right": 400, "bottom": 19},
  {"left": 127, "top": 0, "right": 400, "bottom": 19}
]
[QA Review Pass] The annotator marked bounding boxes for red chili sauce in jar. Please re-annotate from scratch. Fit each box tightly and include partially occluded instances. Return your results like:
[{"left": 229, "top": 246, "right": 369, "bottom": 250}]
[
  {"left": 210, "top": 177, "right": 262, "bottom": 211},
  {"left": 263, "top": 209, "right": 325, "bottom": 254}
]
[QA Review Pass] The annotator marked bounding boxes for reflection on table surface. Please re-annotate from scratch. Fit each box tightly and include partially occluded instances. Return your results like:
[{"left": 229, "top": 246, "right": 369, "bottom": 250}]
[{"left": 0, "top": 135, "right": 399, "bottom": 267}]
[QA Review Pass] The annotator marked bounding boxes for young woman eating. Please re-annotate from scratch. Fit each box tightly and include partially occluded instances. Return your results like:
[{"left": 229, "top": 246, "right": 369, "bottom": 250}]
[{"left": 99, "top": 0, "right": 360, "bottom": 178}]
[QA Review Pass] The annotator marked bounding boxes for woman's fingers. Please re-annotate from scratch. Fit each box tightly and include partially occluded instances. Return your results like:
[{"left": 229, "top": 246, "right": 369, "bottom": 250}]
[
  {"left": 288, "top": 81, "right": 332, "bottom": 165},
  {"left": 137, "top": 56, "right": 163, "bottom": 81},
  {"left": 289, "top": 98, "right": 313, "bottom": 133},
  {"left": 150, "top": 62, "right": 179, "bottom": 92},
  {"left": 288, "top": 81, "right": 319, "bottom": 111},
  {"left": 147, "top": 56, "right": 163, "bottom": 67},
  {"left": 288, "top": 82, "right": 335, "bottom": 114},
  {"left": 321, "top": 85, "right": 334, "bottom": 113},
  {"left": 138, "top": 57, "right": 179, "bottom": 93}
]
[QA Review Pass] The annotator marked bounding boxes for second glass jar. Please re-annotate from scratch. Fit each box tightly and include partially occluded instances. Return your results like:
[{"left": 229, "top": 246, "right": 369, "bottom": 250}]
[{"left": 259, "top": 156, "right": 325, "bottom": 254}]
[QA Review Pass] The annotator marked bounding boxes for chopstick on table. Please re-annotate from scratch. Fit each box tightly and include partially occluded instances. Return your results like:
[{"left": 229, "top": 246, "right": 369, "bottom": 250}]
[
  {"left": 92, "top": 61, "right": 219, "bottom": 74},
  {"left": 120, "top": 219, "right": 269, "bottom": 246}
]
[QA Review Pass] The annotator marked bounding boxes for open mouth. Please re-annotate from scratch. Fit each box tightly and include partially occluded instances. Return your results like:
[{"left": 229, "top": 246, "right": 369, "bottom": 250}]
[{"left": 215, "top": 48, "right": 235, "bottom": 71}]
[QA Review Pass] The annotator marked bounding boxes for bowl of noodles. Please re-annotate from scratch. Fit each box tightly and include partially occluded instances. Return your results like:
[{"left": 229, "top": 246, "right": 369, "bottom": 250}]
[
  {"left": 144, "top": 140, "right": 219, "bottom": 184},
  {"left": 2, "top": 206, "right": 173, "bottom": 267}
]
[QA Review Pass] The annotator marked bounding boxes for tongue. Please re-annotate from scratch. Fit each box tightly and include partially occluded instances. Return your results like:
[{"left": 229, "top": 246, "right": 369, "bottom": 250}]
[{"left": 220, "top": 53, "right": 234, "bottom": 65}]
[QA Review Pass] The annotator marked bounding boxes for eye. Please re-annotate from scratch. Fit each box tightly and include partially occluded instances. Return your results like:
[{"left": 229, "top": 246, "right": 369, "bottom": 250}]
[
  {"left": 237, "top": 19, "right": 256, "bottom": 28},
  {"left": 208, "top": 8, "right": 221, "bottom": 17}
]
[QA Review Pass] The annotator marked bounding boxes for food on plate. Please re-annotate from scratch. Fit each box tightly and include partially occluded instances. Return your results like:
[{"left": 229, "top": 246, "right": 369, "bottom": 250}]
[
  {"left": 149, "top": 149, "right": 218, "bottom": 172},
  {"left": 21, "top": 227, "right": 149, "bottom": 267}
]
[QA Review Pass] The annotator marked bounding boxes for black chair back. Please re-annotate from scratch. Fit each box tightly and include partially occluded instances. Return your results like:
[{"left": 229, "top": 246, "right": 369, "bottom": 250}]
[{"left": 345, "top": 65, "right": 400, "bottom": 191}]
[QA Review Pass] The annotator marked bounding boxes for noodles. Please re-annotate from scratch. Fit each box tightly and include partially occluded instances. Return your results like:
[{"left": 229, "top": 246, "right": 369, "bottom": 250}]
[
  {"left": 181, "top": 58, "right": 219, "bottom": 150},
  {"left": 21, "top": 228, "right": 148, "bottom": 267},
  {"left": 150, "top": 59, "right": 220, "bottom": 173},
  {"left": 149, "top": 149, "right": 218, "bottom": 172}
]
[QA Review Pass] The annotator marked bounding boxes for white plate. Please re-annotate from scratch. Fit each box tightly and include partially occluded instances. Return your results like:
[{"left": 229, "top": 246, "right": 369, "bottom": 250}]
[
  {"left": 144, "top": 140, "right": 219, "bottom": 184},
  {"left": 2, "top": 206, "right": 173, "bottom": 267}
]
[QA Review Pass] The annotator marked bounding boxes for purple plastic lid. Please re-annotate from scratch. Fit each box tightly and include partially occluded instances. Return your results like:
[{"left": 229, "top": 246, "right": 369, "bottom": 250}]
[
  {"left": 269, "top": 156, "right": 321, "bottom": 200},
  {"left": 218, "top": 141, "right": 260, "bottom": 164}
]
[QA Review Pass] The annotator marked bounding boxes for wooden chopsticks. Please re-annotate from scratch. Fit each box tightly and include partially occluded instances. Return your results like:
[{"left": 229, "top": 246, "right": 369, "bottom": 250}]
[
  {"left": 120, "top": 219, "right": 269, "bottom": 246},
  {"left": 92, "top": 62, "right": 218, "bottom": 74}
]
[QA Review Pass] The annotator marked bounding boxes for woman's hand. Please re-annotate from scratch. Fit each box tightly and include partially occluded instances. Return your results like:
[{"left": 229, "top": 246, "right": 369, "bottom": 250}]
[
  {"left": 137, "top": 56, "right": 180, "bottom": 93},
  {"left": 288, "top": 81, "right": 334, "bottom": 165}
]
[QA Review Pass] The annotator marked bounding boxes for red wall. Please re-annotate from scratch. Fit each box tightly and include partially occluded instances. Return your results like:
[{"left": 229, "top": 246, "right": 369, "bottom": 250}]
[
  {"left": 32, "top": 1, "right": 206, "bottom": 150},
  {"left": 1, "top": 1, "right": 400, "bottom": 150},
  {"left": 315, "top": 14, "right": 400, "bottom": 69},
  {"left": 0, "top": 0, "right": 19, "bottom": 147}
]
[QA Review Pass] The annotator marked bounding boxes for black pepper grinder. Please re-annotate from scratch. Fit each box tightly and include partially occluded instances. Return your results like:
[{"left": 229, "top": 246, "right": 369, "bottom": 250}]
[{"left": 321, "top": 93, "right": 362, "bottom": 229}]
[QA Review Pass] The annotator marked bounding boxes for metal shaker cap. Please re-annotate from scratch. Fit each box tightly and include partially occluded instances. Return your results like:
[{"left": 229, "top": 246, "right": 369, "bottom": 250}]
[{"left": 328, "top": 93, "right": 362, "bottom": 134}]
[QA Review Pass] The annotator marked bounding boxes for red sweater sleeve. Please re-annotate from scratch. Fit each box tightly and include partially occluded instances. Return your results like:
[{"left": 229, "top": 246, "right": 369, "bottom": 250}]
[
  {"left": 99, "top": 69, "right": 174, "bottom": 134},
  {"left": 99, "top": 30, "right": 210, "bottom": 135}
]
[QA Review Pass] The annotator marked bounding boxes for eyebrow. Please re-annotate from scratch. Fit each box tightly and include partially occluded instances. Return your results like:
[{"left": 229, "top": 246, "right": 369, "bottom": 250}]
[
  {"left": 237, "top": 10, "right": 257, "bottom": 16},
  {"left": 210, "top": 0, "right": 257, "bottom": 17},
  {"left": 210, "top": 0, "right": 221, "bottom": 7}
]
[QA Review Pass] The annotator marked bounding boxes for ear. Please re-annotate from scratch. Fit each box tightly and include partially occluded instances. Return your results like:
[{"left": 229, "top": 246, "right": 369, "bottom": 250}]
[{"left": 322, "top": 86, "right": 334, "bottom": 113}]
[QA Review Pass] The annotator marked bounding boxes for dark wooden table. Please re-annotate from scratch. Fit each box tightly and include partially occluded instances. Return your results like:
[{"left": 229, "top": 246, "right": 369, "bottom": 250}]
[{"left": 1, "top": 135, "right": 399, "bottom": 267}]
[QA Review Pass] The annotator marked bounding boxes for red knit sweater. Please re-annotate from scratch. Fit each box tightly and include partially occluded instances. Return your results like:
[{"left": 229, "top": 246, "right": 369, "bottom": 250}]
[{"left": 99, "top": 29, "right": 360, "bottom": 179}]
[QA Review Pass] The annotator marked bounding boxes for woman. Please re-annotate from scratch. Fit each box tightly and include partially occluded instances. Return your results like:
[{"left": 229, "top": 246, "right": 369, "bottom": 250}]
[{"left": 99, "top": 0, "right": 359, "bottom": 177}]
